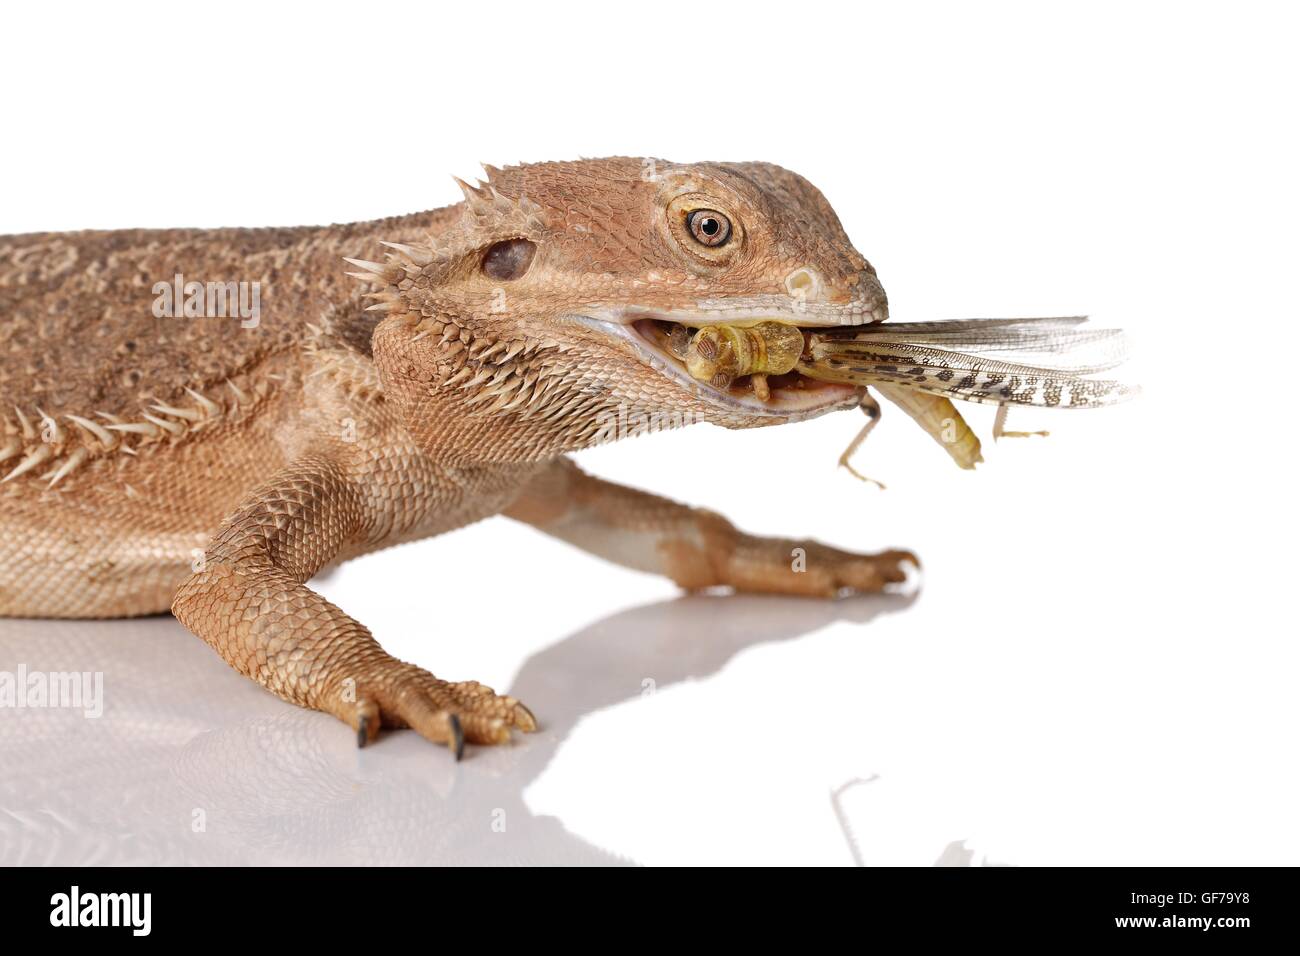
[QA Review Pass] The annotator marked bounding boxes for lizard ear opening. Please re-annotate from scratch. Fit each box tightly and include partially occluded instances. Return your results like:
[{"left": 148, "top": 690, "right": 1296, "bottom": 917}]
[{"left": 481, "top": 238, "right": 537, "bottom": 281}]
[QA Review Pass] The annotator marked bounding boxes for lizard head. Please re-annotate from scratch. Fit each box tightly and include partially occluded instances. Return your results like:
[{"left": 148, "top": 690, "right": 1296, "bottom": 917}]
[{"left": 365, "top": 158, "right": 883, "bottom": 459}]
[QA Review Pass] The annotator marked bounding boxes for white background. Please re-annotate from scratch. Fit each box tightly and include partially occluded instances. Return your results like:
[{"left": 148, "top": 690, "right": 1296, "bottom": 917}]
[{"left": 1, "top": 1, "right": 1297, "bottom": 865}]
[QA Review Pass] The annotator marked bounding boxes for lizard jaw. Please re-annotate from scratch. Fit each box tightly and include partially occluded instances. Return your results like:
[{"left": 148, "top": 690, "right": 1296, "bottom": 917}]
[{"left": 570, "top": 312, "right": 866, "bottom": 420}]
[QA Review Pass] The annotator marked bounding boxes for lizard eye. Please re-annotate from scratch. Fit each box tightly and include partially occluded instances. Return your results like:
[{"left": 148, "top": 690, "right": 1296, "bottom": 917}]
[
  {"left": 686, "top": 210, "right": 731, "bottom": 247},
  {"left": 663, "top": 193, "right": 742, "bottom": 269}
]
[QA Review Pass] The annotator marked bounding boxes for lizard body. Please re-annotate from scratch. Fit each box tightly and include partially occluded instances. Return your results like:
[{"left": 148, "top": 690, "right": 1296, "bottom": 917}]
[{"left": 1, "top": 158, "right": 913, "bottom": 755}]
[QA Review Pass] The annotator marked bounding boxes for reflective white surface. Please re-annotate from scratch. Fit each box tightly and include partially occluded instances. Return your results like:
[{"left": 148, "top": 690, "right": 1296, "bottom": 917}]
[
  {"left": 2, "top": 462, "right": 1296, "bottom": 868},
  {"left": 1, "top": 593, "right": 915, "bottom": 865}
]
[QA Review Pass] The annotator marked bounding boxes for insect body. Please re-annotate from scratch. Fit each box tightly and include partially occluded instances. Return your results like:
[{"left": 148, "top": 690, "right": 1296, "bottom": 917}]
[
  {"left": 683, "top": 321, "right": 805, "bottom": 398},
  {"left": 663, "top": 314, "right": 1133, "bottom": 472}
]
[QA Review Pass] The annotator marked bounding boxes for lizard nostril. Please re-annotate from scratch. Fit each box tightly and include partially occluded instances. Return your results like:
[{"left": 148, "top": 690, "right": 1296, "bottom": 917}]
[{"left": 784, "top": 267, "right": 821, "bottom": 303}]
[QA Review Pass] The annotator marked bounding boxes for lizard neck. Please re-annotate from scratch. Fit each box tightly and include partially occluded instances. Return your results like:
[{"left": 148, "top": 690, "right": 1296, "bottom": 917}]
[{"left": 372, "top": 314, "right": 623, "bottom": 467}]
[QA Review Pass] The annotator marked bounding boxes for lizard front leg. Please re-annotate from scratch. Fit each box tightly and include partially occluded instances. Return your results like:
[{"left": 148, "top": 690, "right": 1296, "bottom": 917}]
[
  {"left": 505, "top": 458, "right": 917, "bottom": 597},
  {"left": 171, "top": 454, "right": 534, "bottom": 756}
]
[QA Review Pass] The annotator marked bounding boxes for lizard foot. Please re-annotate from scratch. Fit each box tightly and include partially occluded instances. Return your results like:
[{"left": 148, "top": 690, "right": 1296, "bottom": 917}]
[
  {"left": 336, "top": 662, "right": 537, "bottom": 758},
  {"left": 804, "top": 546, "right": 919, "bottom": 596},
  {"left": 727, "top": 542, "right": 919, "bottom": 597}
]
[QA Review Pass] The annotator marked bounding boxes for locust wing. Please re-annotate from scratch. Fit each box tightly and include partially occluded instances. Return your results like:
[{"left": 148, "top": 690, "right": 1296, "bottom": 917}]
[{"left": 803, "top": 316, "right": 1136, "bottom": 409}]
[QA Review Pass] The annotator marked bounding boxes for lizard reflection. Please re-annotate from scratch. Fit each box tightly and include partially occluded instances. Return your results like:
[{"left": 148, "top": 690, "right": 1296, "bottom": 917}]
[{"left": 0, "top": 591, "right": 912, "bottom": 865}]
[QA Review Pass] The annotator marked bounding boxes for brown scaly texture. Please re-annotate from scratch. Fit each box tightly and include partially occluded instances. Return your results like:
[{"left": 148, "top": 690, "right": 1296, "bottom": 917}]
[{"left": 0, "top": 158, "right": 913, "bottom": 755}]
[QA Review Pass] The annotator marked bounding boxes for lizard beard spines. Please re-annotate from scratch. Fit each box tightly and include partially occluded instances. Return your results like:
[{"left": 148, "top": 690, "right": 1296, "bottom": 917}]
[
  {"left": 383, "top": 313, "right": 579, "bottom": 425},
  {"left": 373, "top": 314, "right": 631, "bottom": 464}
]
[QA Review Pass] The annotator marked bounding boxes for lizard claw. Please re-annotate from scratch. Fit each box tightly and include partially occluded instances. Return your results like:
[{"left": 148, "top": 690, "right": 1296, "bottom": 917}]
[
  {"left": 512, "top": 702, "right": 538, "bottom": 733},
  {"left": 449, "top": 714, "right": 465, "bottom": 761},
  {"left": 330, "top": 663, "right": 537, "bottom": 756},
  {"left": 829, "top": 547, "right": 918, "bottom": 593}
]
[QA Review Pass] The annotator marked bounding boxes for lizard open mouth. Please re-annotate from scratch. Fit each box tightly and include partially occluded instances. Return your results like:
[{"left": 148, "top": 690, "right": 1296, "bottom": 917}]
[{"left": 623, "top": 316, "right": 864, "bottom": 417}]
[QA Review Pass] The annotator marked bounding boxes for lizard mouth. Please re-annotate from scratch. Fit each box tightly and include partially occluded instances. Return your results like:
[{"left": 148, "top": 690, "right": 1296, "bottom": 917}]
[{"left": 577, "top": 312, "right": 869, "bottom": 419}]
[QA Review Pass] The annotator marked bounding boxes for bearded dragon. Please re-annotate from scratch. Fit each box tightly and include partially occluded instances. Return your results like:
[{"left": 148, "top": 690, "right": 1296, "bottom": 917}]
[{"left": 3, "top": 157, "right": 1115, "bottom": 758}]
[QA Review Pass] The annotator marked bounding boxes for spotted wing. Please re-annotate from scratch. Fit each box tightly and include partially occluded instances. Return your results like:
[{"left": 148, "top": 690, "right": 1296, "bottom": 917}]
[{"left": 804, "top": 316, "right": 1137, "bottom": 408}]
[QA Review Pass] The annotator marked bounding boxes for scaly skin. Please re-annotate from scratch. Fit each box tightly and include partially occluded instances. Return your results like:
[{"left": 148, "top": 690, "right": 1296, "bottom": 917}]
[{"left": 0, "top": 158, "right": 915, "bottom": 756}]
